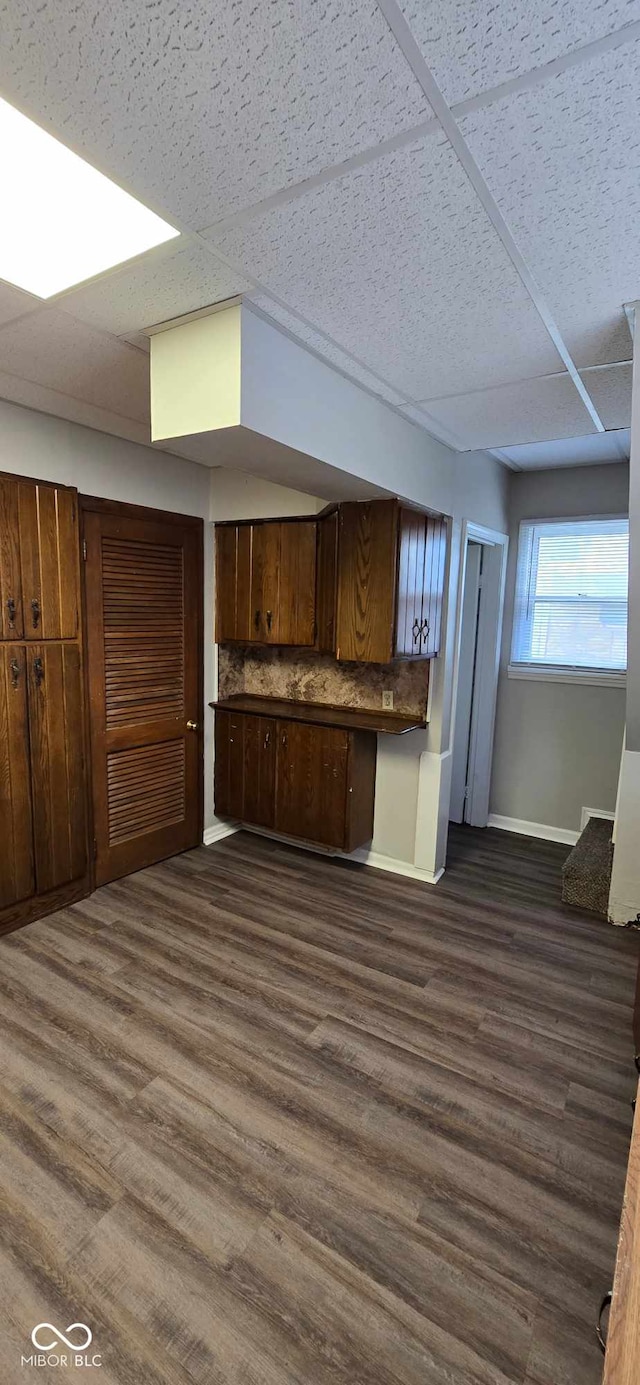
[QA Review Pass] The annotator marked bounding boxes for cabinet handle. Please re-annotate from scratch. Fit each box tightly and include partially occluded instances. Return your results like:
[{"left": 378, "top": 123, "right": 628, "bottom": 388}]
[
  {"left": 412, "top": 618, "right": 421, "bottom": 642},
  {"left": 597, "top": 1291, "right": 612, "bottom": 1354},
  {"left": 264, "top": 730, "right": 271, "bottom": 748},
  {"left": 10, "top": 657, "right": 20, "bottom": 689},
  {"left": 254, "top": 609, "right": 261, "bottom": 631},
  {"left": 282, "top": 733, "right": 287, "bottom": 747},
  {"left": 33, "top": 655, "right": 44, "bottom": 689},
  {"left": 31, "top": 597, "right": 41, "bottom": 630},
  {"left": 421, "top": 618, "right": 430, "bottom": 638},
  {"left": 266, "top": 610, "right": 273, "bottom": 632},
  {"left": 6, "top": 596, "right": 16, "bottom": 628}
]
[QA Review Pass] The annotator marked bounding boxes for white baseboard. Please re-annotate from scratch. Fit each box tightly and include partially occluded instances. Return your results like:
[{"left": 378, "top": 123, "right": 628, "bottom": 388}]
[
  {"left": 487, "top": 814, "right": 579, "bottom": 847},
  {"left": 349, "top": 846, "right": 444, "bottom": 885},
  {"left": 580, "top": 806, "right": 616, "bottom": 831},
  {"left": 203, "top": 821, "right": 240, "bottom": 846}
]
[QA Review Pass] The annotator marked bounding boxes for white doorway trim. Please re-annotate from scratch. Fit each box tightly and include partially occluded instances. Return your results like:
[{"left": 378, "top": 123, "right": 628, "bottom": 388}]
[{"left": 450, "top": 521, "right": 509, "bottom": 828}]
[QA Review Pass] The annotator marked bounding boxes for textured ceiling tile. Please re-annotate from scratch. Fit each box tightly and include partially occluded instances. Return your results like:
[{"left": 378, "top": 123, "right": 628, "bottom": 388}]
[
  {"left": 209, "top": 134, "right": 563, "bottom": 399},
  {"left": 460, "top": 39, "right": 640, "bottom": 367},
  {"left": 0, "top": 310, "right": 150, "bottom": 423},
  {"left": 398, "top": 0, "right": 640, "bottom": 104},
  {"left": 0, "top": 0, "right": 430, "bottom": 226},
  {"left": 246, "top": 295, "right": 409, "bottom": 405},
  {"left": 580, "top": 363, "right": 633, "bottom": 429},
  {"left": 0, "top": 279, "right": 41, "bottom": 327},
  {"left": 418, "top": 374, "right": 597, "bottom": 448},
  {"left": 498, "top": 429, "right": 630, "bottom": 468},
  {"left": 58, "top": 241, "right": 248, "bottom": 336}
]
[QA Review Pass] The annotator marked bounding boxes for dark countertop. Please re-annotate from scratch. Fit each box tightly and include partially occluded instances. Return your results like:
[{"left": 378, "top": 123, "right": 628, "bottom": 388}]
[{"left": 211, "top": 694, "right": 425, "bottom": 735}]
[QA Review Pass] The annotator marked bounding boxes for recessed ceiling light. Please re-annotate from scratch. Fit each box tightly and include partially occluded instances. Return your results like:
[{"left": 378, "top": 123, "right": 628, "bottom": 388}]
[{"left": 0, "top": 96, "right": 179, "bottom": 298}]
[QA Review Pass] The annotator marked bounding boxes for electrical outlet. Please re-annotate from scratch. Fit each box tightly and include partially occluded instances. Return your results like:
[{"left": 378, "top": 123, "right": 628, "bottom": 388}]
[{"left": 382, "top": 690, "right": 394, "bottom": 711}]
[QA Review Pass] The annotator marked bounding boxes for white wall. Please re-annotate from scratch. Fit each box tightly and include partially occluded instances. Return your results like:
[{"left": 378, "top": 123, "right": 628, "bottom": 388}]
[{"left": 490, "top": 461, "right": 630, "bottom": 835}]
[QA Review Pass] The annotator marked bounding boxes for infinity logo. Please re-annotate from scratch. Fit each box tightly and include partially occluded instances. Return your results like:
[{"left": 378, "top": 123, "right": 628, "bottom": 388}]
[{"left": 31, "top": 1323, "right": 93, "bottom": 1352}]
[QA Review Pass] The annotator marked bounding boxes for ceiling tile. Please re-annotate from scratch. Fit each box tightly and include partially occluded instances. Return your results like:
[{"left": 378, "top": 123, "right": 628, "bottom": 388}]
[
  {"left": 497, "top": 429, "right": 630, "bottom": 469},
  {"left": 209, "top": 133, "right": 563, "bottom": 399},
  {"left": 580, "top": 363, "right": 633, "bottom": 429},
  {"left": 398, "top": 0, "right": 640, "bottom": 105},
  {"left": 460, "top": 38, "right": 640, "bottom": 367},
  {"left": 418, "top": 374, "right": 597, "bottom": 449},
  {"left": 0, "top": 0, "right": 430, "bottom": 227},
  {"left": 0, "top": 279, "right": 41, "bottom": 327},
  {"left": 0, "top": 310, "right": 150, "bottom": 423},
  {"left": 246, "top": 295, "right": 409, "bottom": 406},
  {"left": 58, "top": 241, "right": 248, "bottom": 336}
]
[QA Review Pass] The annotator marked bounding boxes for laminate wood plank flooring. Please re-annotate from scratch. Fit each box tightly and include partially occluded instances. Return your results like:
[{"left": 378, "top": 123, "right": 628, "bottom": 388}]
[{"left": 0, "top": 825, "right": 638, "bottom": 1383}]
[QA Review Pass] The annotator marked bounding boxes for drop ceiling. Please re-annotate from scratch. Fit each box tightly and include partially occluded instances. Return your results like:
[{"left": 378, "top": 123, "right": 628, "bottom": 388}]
[{"left": 0, "top": 0, "right": 637, "bottom": 466}]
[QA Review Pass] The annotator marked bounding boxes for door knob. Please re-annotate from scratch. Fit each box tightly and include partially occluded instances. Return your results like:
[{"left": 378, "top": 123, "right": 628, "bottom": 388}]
[{"left": 186, "top": 720, "right": 199, "bottom": 731}]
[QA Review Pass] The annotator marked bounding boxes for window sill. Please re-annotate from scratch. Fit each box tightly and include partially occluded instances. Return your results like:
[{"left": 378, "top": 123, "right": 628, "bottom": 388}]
[{"left": 507, "top": 665, "right": 626, "bottom": 689}]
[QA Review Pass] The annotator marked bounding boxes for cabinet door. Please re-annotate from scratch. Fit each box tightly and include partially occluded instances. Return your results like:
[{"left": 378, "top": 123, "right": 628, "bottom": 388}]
[
  {"left": 0, "top": 478, "right": 24, "bottom": 639},
  {"left": 278, "top": 522, "right": 317, "bottom": 646},
  {"left": 420, "top": 517, "right": 448, "bottom": 658},
  {"left": 395, "top": 509, "right": 427, "bottom": 658},
  {"left": 316, "top": 510, "right": 338, "bottom": 653},
  {"left": 18, "top": 482, "right": 79, "bottom": 640},
  {"left": 243, "top": 715, "right": 276, "bottom": 828},
  {"left": 250, "top": 522, "right": 281, "bottom": 643},
  {"left": 27, "top": 644, "right": 87, "bottom": 894},
  {"left": 275, "top": 721, "right": 348, "bottom": 847},
  {"left": 214, "top": 710, "right": 245, "bottom": 819},
  {"left": 336, "top": 501, "right": 398, "bottom": 663},
  {"left": 0, "top": 647, "right": 34, "bottom": 908},
  {"left": 215, "top": 524, "right": 252, "bottom": 642}
]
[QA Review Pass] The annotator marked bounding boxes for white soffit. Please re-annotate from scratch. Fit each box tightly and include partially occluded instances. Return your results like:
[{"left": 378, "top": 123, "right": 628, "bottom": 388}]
[
  {"left": 208, "top": 133, "right": 564, "bottom": 400},
  {"left": 460, "top": 38, "right": 640, "bottom": 368},
  {"left": 0, "top": 279, "right": 40, "bottom": 328},
  {"left": 0, "top": 309, "right": 150, "bottom": 423},
  {"left": 420, "top": 374, "right": 598, "bottom": 450},
  {"left": 0, "top": 0, "right": 431, "bottom": 227},
  {"left": 495, "top": 429, "right": 630, "bottom": 469},
  {"left": 58, "top": 241, "right": 250, "bottom": 338},
  {"left": 579, "top": 363, "right": 633, "bottom": 429}
]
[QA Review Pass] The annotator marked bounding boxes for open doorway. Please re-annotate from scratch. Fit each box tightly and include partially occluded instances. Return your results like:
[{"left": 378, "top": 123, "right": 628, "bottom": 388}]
[{"left": 449, "top": 523, "right": 509, "bottom": 828}]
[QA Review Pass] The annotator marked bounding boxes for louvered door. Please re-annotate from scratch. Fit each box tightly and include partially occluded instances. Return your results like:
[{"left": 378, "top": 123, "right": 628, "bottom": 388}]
[{"left": 83, "top": 504, "right": 203, "bottom": 886}]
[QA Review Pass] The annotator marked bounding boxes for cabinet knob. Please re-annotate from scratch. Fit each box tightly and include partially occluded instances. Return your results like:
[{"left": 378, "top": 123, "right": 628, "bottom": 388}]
[
  {"left": 33, "top": 655, "right": 44, "bottom": 688},
  {"left": 10, "top": 657, "right": 20, "bottom": 689},
  {"left": 186, "top": 720, "right": 199, "bottom": 731},
  {"left": 31, "top": 597, "right": 41, "bottom": 630},
  {"left": 6, "top": 596, "right": 16, "bottom": 627}
]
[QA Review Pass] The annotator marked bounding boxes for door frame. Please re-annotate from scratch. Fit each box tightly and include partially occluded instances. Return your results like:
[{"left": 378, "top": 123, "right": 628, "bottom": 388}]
[
  {"left": 450, "top": 521, "right": 509, "bottom": 828},
  {"left": 79, "top": 494, "right": 205, "bottom": 884}
]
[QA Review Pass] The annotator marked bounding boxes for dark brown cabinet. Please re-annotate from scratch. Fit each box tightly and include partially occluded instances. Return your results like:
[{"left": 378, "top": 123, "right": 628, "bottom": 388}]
[
  {"left": 215, "top": 708, "right": 376, "bottom": 851},
  {"left": 0, "top": 473, "right": 89, "bottom": 935},
  {"left": 336, "top": 500, "right": 447, "bottom": 663},
  {"left": 215, "top": 518, "right": 317, "bottom": 647}
]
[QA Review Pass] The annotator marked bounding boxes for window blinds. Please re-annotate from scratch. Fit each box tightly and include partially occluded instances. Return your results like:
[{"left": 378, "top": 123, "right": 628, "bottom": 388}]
[{"left": 511, "top": 517, "right": 628, "bottom": 672}]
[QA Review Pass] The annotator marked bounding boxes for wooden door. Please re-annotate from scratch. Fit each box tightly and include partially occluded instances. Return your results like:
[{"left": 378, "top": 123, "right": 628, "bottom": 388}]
[
  {"left": 336, "top": 500, "right": 398, "bottom": 663},
  {"left": 0, "top": 478, "right": 24, "bottom": 639},
  {"left": 215, "top": 523, "right": 252, "bottom": 642},
  {"left": 83, "top": 503, "right": 203, "bottom": 886},
  {"left": 277, "top": 522, "right": 317, "bottom": 646},
  {"left": 214, "top": 709, "right": 245, "bottom": 819},
  {"left": 243, "top": 715, "right": 276, "bottom": 827},
  {"left": 395, "top": 509, "right": 427, "bottom": 658},
  {"left": 0, "top": 647, "right": 34, "bottom": 907},
  {"left": 250, "top": 522, "right": 280, "bottom": 643},
  {"left": 26, "top": 643, "right": 87, "bottom": 894},
  {"left": 17, "top": 481, "right": 79, "bottom": 640},
  {"left": 275, "top": 720, "right": 348, "bottom": 847}
]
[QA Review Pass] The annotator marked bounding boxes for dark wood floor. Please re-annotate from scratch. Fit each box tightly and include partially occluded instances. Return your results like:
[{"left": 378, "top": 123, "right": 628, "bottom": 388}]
[{"left": 0, "top": 825, "right": 638, "bottom": 1384}]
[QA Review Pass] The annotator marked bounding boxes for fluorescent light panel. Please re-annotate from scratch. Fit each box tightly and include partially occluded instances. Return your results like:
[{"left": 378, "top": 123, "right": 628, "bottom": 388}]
[{"left": 0, "top": 96, "right": 179, "bottom": 298}]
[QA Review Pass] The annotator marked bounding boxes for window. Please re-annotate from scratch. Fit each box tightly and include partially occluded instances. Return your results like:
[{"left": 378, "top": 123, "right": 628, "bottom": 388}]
[{"left": 511, "top": 516, "right": 628, "bottom": 678}]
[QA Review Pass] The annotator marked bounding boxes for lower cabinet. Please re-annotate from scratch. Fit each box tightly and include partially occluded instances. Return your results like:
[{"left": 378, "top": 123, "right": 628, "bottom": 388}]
[{"left": 215, "top": 710, "right": 376, "bottom": 851}]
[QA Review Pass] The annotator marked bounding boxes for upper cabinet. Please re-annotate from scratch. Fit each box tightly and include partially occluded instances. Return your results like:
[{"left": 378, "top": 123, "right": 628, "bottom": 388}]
[
  {"left": 0, "top": 476, "right": 79, "bottom": 640},
  {"left": 335, "top": 500, "right": 447, "bottom": 663},
  {"left": 215, "top": 518, "right": 317, "bottom": 647},
  {"left": 215, "top": 499, "right": 447, "bottom": 663}
]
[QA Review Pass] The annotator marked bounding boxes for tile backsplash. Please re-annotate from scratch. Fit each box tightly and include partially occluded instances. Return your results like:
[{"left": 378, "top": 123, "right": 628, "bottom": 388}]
[{"left": 218, "top": 645, "right": 429, "bottom": 719}]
